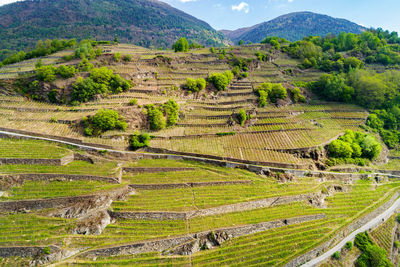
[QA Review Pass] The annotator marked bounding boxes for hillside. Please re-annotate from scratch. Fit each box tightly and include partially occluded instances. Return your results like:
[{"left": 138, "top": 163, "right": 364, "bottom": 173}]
[
  {"left": 0, "top": 0, "right": 228, "bottom": 51},
  {"left": 0, "top": 29, "right": 400, "bottom": 266},
  {"left": 223, "top": 12, "right": 366, "bottom": 43}
]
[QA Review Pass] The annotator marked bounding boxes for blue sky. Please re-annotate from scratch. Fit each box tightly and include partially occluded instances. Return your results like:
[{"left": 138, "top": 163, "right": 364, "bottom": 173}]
[
  {"left": 1, "top": 0, "right": 399, "bottom": 32},
  {"left": 161, "top": 0, "right": 400, "bottom": 32}
]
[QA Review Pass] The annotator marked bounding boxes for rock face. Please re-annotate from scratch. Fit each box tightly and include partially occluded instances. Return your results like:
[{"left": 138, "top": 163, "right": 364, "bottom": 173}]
[{"left": 74, "top": 209, "right": 112, "bottom": 235}]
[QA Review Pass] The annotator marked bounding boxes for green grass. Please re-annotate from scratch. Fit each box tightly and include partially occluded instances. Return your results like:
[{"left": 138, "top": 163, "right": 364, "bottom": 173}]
[
  {"left": 0, "top": 160, "right": 119, "bottom": 176},
  {"left": 0, "top": 138, "right": 71, "bottom": 159},
  {"left": 2, "top": 180, "right": 123, "bottom": 200},
  {"left": 112, "top": 179, "right": 322, "bottom": 212},
  {"left": 0, "top": 214, "right": 73, "bottom": 246}
]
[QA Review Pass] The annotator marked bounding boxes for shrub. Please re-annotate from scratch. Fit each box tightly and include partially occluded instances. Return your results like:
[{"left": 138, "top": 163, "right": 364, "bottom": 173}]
[
  {"left": 291, "top": 87, "right": 306, "bottom": 103},
  {"left": 173, "top": 38, "right": 189, "bottom": 52},
  {"left": 56, "top": 65, "right": 76, "bottom": 79},
  {"left": 47, "top": 89, "right": 58, "bottom": 103},
  {"left": 208, "top": 71, "right": 233, "bottom": 91},
  {"left": 354, "top": 232, "right": 373, "bottom": 252},
  {"left": 123, "top": 54, "right": 132, "bottom": 62},
  {"left": 394, "top": 241, "right": 400, "bottom": 248},
  {"left": 130, "top": 132, "right": 151, "bottom": 150},
  {"left": 36, "top": 65, "right": 57, "bottom": 82},
  {"left": 258, "top": 90, "right": 268, "bottom": 107},
  {"left": 356, "top": 244, "right": 392, "bottom": 267},
  {"left": 147, "top": 105, "right": 166, "bottom": 131},
  {"left": 269, "top": 84, "right": 287, "bottom": 102},
  {"left": 42, "top": 247, "right": 51, "bottom": 255},
  {"left": 129, "top": 99, "right": 138, "bottom": 106},
  {"left": 163, "top": 99, "right": 179, "bottom": 126},
  {"left": 329, "top": 140, "right": 354, "bottom": 158},
  {"left": 91, "top": 109, "right": 127, "bottom": 132},
  {"left": 332, "top": 251, "right": 340, "bottom": 260},
  {"left": 114, "top": 53, "right": 122, "bottom": 62},
  {"left": 216, "top": 132, "right": 236, "bottom": 136},
  {"left": 345, "top": 241, "right": 353, "bottom": 250},
  {"left": 360, "top": 135, "right": 382, "bottom": 160},
  {"left": 78, "top": 58, "right": 94, "bottom": 71},
  {"left": 238, "top": 72, "right": 248, "bottom": 79},
  {"left": 367, "top": 114, "right": 384, "bottom": 129},
  {"left": 185, "top": 78, "right": 206, "bottom": 92},
  {"left": 238, "top": 109, "right": 247, "bottom": 126}
]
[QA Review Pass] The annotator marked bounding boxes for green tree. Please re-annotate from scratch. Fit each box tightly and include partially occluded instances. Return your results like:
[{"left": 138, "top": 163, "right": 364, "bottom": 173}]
[
  {"left": 163, "top": 99, "right": 179, "bottom": 126},
  {"left": 147, "top": 105, "right": 166, "bottom": 131},
  {"left": 91, "top": 109, "right": 127, "bottom": 132},
  {"left": 173, "top": 38, "right": 189, "bottom": 52},
  {"left": 130, "top": 132, "right": 151, "bottom": 150},
  {"left": 238, "top": 109, "right": 247, "bottom": 126}
]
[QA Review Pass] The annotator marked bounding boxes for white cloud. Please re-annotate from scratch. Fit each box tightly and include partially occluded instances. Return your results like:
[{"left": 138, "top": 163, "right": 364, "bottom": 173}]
[{"left": 232, "top": 2, "right": 249, "bottom": 13}]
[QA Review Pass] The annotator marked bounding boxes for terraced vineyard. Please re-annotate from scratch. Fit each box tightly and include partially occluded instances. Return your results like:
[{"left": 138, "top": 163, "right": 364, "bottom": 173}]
[{"left": 0, "top": 42, "right": 399, "bottom": 267}]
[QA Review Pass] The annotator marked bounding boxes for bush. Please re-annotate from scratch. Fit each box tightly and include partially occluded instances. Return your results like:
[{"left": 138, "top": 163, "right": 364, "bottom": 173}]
[
  {"left": 355, "top": 232, "right": 373, "bottom": 252},
  {"left": 208, "top": 71, "right": 233, "bottom": 91},
  {"left": 328, "top": 130, "right": 382, "bottom": 162},
  {"left": 332, "top": 251, "right": 340, "bottom": 260},
  {"left": 173, "top": 37, "right": 189, "bottom": 52},
  {"left": 367, "top": 114, "right": 384, "bottom": 129},
  {"left": 56, "top": 65, "right": 76, "bottom": 79},
  {"left": 185, "top": 78, "right": 206, "bottom": 92},
  {"left": 238, "top": 109, "right": 247, "bottom": 126},
  {"left": 163, "top": 99, "right": 179, "bottom": 126},
  {"left": 91, "top": 109, "right": 127, "bottom": 132},
  {"left": 36, "top": 65, "right": 57, "bottom": 82},
  {"left": 130, "top": 132, "right": 151, "bottom": 150},
  {"left": 356, "top": 244, "right": 392, "bottom": 267},
  {"left": 147, "top": 105, "right": 166, "bottom": 131},
  {"left": 123, "top": 54, "right": 132, "bottom": 62},
  {"left": 269, "top": 84, "right": 287, "bottom": 102},
  {"left": 345, "top": 241, "right": 353, "bottom": 250},
  {"left": 129, "top": 99, "right": 138, "bottom": 106},
  {"left": 258, "top": 90, "right": 268, "bottom": 107},
  {"left": 291, "top": 87, "right": 306, "bottom": 103},
  {"left": 114, "top": 53, "right": 122, "bottom": 62},
  {"left": 394, "top": 241, "right": 400, "bottom": 248}
]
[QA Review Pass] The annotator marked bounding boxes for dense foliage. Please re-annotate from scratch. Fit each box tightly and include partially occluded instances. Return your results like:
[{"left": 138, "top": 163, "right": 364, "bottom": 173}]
[
  {"left": 163, "top": 100, "right": 180, "bottom": 127},
  {"left": 146, "top": 100, "right": 180, "bottom": 131},
  {"left": 173, "top": 38, "right": 189, "bottom": 52},
  {"left": 310, "top": 69, "right": 400, "bottom": 148},
  {"left": 237, "top": 109, "right": 247, "bottom": 126},
  {"left": 74, "top": 40, "right": 102, "bottom": 60},
  {"left": 35, "top": 65, "right": 77, "bottom": 83},
  {"left": 71, "top": 67, "right": 131, "bottom": 104},
  {"left": 354, "top": 232, "right": 392, "bottom": 267},
  {"left": 0, "top": 39, "right": 76, "bottom": 66},
  {"left": 208, "top": 71, "right": 234, "bottom": 91},
  {"left": 0, "top": 0, "right": 227, "bottom": 51},
  {"left": 184, "top": 78, "right": 206, "bottom": 92},
  {"left": 327, "top": 130, "right": 382, "bottom": 166},
  {"left": 130, "top": 132, "right": 151, "bottom": 150},
  {"left": 83, "top": 109, "right": 127, "bottom": 136},
  {"left": 255, "top": 83, "right": 288, "bottom": 106},
  {"left": 225, "top": 12, "right": 365, "bottom": 44}
]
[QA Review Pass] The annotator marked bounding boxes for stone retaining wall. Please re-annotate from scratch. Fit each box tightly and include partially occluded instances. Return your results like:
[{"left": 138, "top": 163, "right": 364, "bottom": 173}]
[
  {"left": 0, "top": 153, "right": 74, "bottom": 166},
  {"left": 129, "top": 180, "right": 252, "bottom": 190},
  {"left": 0, "top": 185, "right": 131, "bottom": 212},
  {"left": 0, "top": 173, "right": 120, "bottom": 185}
]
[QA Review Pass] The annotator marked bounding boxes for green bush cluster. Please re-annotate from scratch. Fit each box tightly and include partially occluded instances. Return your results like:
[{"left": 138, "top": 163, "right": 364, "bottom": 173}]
[
  {"left": 146, "top": 100, "right": 179, "bottom": 131},
  {"left": 255, "top": 83, "right": 287, "bottom": 106},
  {"left": 163, "top": 99, "right": 180, "bottom": 126},
  {"left": 1, "top": 39, "right": 76, "bottom": 66},
  {"left": 367, "top": 109, "right": 400, "bottom": 149},
  {"left": 35, "top": 64, "right": 77, "bottom": 82},
  {"left": 327, "top": 130, "right": 382, "bottom": 165},
  {"left": 173, "top": 37, "right": 189, "bottom": 52},
  {"left": 130, "top": 132, "right": 151, "bottom": 150},
  {"left": 74, "top": 40, "right": 102, "bottom": 60},
  {"left": 71, "top": 67, "right": 131, "bottom": 103},
  {"left": 354, "top": 232, "right": 392, "bottom": 267},
  {"left": 237, "top": 109, "right": 247, "bottom": 126},
  {"left": 208, "top": 71, "right": 234, "bottom": 91},
  {"left": 83, "top": 109, "right": 127, "bottom": 136},
  {"left": 290, "top": 87, "right": 306, "bottom": 103},
  {"left": 184, "top": 78, "right": 206, "bottom": 92}
]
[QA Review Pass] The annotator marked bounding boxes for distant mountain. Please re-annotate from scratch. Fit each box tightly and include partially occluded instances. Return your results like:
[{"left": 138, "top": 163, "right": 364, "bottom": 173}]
[
  {"left": 0, "top": 0, "right": 228, "bottom": 51},
  {"left": 223, "top": 12, "right": 366, "bottom": 44}
]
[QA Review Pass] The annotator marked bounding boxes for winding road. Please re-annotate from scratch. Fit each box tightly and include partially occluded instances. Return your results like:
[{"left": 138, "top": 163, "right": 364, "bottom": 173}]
[{"left": 302, "top": 197, "right": 400, "bottom": 266}]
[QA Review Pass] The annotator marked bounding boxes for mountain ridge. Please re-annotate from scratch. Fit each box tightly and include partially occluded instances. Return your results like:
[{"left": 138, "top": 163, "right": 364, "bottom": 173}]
[{"left": 222, "top": 11, "right": 367, "bottom": 43}]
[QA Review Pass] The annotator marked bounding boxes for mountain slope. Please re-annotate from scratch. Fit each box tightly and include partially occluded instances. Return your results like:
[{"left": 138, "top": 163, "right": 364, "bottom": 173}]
[
  {"left": 223, "top": 12, "right": 366, "bottom": 43},
  {"left": 0, "top": 0, "right": 228, "bottom": 51}
]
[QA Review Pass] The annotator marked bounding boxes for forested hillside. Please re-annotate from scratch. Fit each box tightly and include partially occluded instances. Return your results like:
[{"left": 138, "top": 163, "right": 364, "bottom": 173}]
[
  {"left": 224, "top": 12, "right": 366, "bottom": 44},
  {"left": 0, "top": 0, "right": 228, "bottom": 52}
]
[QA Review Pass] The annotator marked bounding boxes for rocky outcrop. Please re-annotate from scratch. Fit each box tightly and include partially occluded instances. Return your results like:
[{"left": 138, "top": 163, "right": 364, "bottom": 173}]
[
  {"left": 0, "top": 245, "right": 81, "bottom": 265},
  {"left": 74, "top": 209, "right": 112, "bottom": 235}
]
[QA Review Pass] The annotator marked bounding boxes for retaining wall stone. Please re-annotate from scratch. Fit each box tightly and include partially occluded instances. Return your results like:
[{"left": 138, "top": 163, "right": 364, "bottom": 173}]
[{"left": 129, "top": 180, "right": 252, "bottom": 190}]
